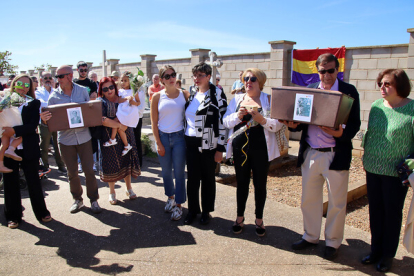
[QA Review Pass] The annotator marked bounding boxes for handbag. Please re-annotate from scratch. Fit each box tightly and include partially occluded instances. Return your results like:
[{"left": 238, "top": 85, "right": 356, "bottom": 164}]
[
  {"left": 275, "top": 124, "right": 289, "bottom": 153},
  {"left": 396, "top": 153, "right": 414, "bottom": 186}
]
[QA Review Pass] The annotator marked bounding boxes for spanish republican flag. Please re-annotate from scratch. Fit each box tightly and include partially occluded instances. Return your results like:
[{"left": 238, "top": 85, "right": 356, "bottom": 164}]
[{"left": 291, "top": 47, "right": 346, "bottom": 86}]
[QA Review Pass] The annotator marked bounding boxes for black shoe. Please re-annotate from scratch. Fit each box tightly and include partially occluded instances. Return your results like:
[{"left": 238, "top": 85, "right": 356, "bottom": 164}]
[
  {"left": 376, "top": 257, "right": 393, "bottom": 272},
  {"left": 184, "top": 212, "right": 197, "bottom": 225},
  {"left": 324, "top": 246, "right": 338, "bottom": 260},
  {"left": 255, "top": 219, "right": 266, "bottom": 237},
  {"left": 291, "top": 239, "right": 318, "bottom": 250},
  {"left": 361, "top": 253, "right": 380, "bottom": 265},
  {"left": 200, "top": 212, "right": 211, "bottom": 225},
  {"left": 232, "top": 217, "right": 244, "bottom": 234}
]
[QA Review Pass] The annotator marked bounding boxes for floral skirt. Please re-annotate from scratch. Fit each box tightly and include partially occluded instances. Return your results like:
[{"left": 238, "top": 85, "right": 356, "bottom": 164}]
[{"left": 99, "top": 126, "right": 141, "bottom": 182}]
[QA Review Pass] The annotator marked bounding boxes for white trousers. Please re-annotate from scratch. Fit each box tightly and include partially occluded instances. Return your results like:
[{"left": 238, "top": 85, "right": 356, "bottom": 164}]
[{"left": 301, "top": 148, "right": 349, "bottom": 249}]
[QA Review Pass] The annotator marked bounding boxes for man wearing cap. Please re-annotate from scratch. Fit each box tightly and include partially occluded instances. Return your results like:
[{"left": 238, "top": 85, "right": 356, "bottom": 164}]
[
  {"left": 109, "top": 71, "right": 120, "bottom": 83},
  {"left": 36, "top": 71, "right": 67, "bottom": 174},
  {"left": 45, "top": 65, "right": 102, "bottom": 214},
  {"left": 73, "top": 61, "right": 97, "bottom": 100},
  {"left": 282, "top": 53, "right": 360, "bottom": 260}
]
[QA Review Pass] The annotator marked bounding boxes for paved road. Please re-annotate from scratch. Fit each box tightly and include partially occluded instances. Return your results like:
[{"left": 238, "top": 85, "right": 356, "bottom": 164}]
[{"left": 1, "top": 155, "right": 413, "bottom": 275}]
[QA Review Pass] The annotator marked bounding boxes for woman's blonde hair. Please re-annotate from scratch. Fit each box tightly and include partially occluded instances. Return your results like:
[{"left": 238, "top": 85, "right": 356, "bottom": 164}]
[
  {"left": 242, "top": 68, "right": 267, "bottom": 91},
  {"left": 10, "top": 74, "right": 35, "bottom": 98}
]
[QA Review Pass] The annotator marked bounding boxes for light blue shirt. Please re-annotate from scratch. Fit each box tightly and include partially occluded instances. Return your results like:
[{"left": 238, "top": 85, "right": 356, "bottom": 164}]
[
  {"left": 35, "top": 86, "right": 54, "bottom": 109},
  {"left": 306, "top": 79, "right": 339, "bottom": 148},
  {"left": 48, "top": 82, "right": 92, "bottom": 146},
  {"left": 232, "top": 80, "right": 243, "bottom": 91}
]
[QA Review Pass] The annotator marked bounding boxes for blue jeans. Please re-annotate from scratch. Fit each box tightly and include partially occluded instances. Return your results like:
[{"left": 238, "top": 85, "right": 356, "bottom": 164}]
[{"left": 157, "top": 129, "right": 186, "bottom": 204}]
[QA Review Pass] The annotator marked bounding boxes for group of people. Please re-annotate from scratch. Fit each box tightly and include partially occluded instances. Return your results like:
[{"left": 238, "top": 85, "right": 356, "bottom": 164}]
[{"left": 1, "top": 53, "right": 412, "bottom": 273}]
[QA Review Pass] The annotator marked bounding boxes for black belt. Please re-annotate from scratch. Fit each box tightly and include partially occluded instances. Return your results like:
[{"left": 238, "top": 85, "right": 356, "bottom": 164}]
[{"left": 312, "top": 147, "right": 336, "bottom": 152}]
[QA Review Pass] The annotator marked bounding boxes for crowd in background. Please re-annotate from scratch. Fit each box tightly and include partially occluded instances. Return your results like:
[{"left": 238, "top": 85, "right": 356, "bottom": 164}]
[{"left": 0, "top": 55, "right": 413, "bottom": 273}]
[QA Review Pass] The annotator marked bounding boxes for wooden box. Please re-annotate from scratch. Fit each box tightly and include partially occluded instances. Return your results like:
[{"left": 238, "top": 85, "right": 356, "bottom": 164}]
[
  {"left": 44, "top": 100, "right": 102, "bottom": 132},
  {"left": 270, "top": 86, "right": 354, "bottom": 128}
]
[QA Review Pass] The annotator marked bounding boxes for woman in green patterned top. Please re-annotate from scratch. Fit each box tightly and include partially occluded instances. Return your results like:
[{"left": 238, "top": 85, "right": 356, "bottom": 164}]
[{"left": 362, "top": 69, "right": 413, "bottom": 272}]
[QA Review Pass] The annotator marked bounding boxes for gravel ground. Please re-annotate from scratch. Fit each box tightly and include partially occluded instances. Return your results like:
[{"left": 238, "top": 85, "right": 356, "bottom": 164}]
[{"left": 263, "top": 156, "right": 413, "bottom": 244}]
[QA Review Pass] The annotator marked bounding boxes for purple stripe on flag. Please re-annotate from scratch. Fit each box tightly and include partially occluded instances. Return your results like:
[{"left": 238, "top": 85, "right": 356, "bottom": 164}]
[{"left": 291, "top": 71, "right": 344, "bottom": 87}]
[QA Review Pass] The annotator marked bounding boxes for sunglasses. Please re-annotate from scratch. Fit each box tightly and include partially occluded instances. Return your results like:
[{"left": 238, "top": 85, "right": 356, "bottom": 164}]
[
  {"left": 43, "top": 77, "right": 53, "bottom": 80},
  {"left": 102, "top": 85, "right": 115, "bottom": 92},
  {"left": 192, "top": 74, "right": 207, "bottom": 79},
  {"left": 16, "top": 81, "right": 30, "bottom": 88},
  {"left": 79, "top": 69, "right": 88, "bottom": 73},
  {"left": 216, "top": 79, "right": 221, "bottom": 81},
  {"left": 378, "top": 82, "right": 391, "bottom": 88},
  {"left": 162, "top": 72, "right": 177, "bottom": 80},
  {"left": 55, "top": 73, "right": 70, "bottom": 79},
  {"left": 318, "top": 68, "right": 336, "bottom": 74},
  {"left": 243, "top": 76, "right": 257, "bottom": 82}
]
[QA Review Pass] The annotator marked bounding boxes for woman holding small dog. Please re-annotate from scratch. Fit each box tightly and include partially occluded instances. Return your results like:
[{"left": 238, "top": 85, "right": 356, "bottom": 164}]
[
  {"left": 362, "top": 69, "right": 413, "bottom": 272},
  {"left": 223, "top": 68, "right": 284, "bottom": 236}
]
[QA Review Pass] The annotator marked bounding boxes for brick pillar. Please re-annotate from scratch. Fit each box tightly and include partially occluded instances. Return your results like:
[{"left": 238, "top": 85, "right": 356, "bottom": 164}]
[
  {"left": 50, "top": 67, "right": 57, "bottom": 77},
  {"left": 28, "top": 70, "right": 35, "bottom": 76},
  {"left": 268, "top": 40, "right": 296, "bottom": 87},
  {"left": 189, "top": 48, "right": 211, "bottom": 68},
  {"left": 37, "top": 68, "right": 45, "bottom": 80},
  {"left": 407, "top": 28, "right": 414, "bottom": 80},
  {"left": 140, "top": 54, "right": 157, "bottom": 79},
  {"left": 107, "top": 59, "right": 120, "bottom": 75},
  {"left": 86, "top": 62, "right": 93, "bottom": 70}
]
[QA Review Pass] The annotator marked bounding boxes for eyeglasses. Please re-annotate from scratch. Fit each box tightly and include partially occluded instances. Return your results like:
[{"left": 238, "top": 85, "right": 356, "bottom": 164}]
[
  {"left": 216, "top": 79, "right": 221, "bottom": 81},
  {"left": 79, "top": 69, "right": 88, "bottom": 73},
  {"left": 102, "top": 85, "right": 115, "bottom": 92},
  {"left": 243, "top": 76, "right": 257, "bottom": 82},
  {"left": 318, "top": 68, "right": 336, "bottom": 74},
  {"left": 55, "top": 73, "right": 70, "bottom": 79},
  {"left": 16, "top": 81, "right": 30, "bottom": 88},
  {"left": 162, "top": 72, "right": 177, "bottom": 80},
  {"left": 192, "top": 74, "right": 207, "bottom": 79},
  {"left": 43, "top": 77, "right": 53, "bottom": 80},
  {"left": 378, "top": 82, "right": 391, "bottom": 88}
]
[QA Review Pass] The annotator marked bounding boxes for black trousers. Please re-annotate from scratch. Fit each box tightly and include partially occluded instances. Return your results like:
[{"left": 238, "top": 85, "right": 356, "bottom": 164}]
[
  {"left": 133, "top": 118, "right": 143, "bottom": 167},
  {"left": 185, "top": 136, "right": 216, "bottom": 214},
  {"left": 366, "top": 171, "right": 408, "bottom": 258},
  {"left": 233, "top": 146, "right": 269, "bottom": 219},
  {"left": 4, "top": 151, "right": 50, "bottom": 222}
]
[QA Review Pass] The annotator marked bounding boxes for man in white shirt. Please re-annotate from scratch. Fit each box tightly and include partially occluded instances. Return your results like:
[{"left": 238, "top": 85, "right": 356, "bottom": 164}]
[{"left": 35, "top": 71, "right": 67, "bottom": 174}]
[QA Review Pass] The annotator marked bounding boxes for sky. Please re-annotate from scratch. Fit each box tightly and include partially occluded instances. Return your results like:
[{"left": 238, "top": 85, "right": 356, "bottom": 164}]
[{"left": 2, "top": 0, "right": 414, "bottom": 73}]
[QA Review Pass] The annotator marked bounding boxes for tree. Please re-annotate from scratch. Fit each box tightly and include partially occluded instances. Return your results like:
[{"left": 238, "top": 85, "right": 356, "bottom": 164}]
[
  {"left": 0, "top": 51, "right": 18, "bottom": 76},
  {"left": 34, "top": 63, "right": 52, "bottom": 72}
]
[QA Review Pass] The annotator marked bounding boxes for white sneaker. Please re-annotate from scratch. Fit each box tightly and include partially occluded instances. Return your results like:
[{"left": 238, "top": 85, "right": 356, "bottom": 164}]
[
  {"left": 69, "top": 199, "right": 84, "bottom": 213},
  {"left": 164, "top": 198, "right": 176, "bottom": 213},
  {"left": 171, "top": 206, "right": 183, "bottom": 221},
  {"left": 78, "top": 163, "right": 83, "bottom": 173}
]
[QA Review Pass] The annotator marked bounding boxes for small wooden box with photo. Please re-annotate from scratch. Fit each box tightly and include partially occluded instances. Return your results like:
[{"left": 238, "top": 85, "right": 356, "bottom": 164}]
[
  {"left": 43, "top": 100, "right": 102, "bottom": 132},
  {"left": 270, "top": 86, "right": 354, "bottom": 128}
]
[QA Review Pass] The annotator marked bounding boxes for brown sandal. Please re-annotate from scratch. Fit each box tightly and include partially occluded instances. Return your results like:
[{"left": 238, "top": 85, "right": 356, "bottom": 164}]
[
  {"left": 41, "top": 216, "right": 52, "bottom": 223},
  {"left": 8, "top": 221, "right": 19, "bottom": 229}
]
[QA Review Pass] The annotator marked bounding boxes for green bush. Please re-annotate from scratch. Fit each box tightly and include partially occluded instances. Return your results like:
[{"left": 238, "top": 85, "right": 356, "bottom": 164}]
[{"left": 141, "top": 134, "right": 157, "bottom": 157}]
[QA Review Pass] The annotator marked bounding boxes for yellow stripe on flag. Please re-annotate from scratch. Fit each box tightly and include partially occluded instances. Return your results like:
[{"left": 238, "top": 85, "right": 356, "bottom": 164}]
[{"left": 293, "top": 58, "right": 345, "bottom": 74}]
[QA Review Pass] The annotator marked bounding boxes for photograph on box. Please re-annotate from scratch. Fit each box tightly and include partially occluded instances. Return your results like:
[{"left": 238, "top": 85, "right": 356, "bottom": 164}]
[
  {"left": 67, "top": 107, "right": 84, "bottom": 128},
  {"left": 293, "top": 93, "right": 313, "bottom": 122}
]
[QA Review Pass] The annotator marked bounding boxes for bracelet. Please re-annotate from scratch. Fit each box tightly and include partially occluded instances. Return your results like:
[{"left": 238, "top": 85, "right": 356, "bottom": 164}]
[{"left": 261, "top": 118, "right": 266, "bottom": 125}]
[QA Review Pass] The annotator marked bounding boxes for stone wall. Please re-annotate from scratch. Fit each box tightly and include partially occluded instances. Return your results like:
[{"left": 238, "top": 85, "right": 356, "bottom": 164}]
[{"left": 22, "top": 27, "right": 414, "bottom": 157}]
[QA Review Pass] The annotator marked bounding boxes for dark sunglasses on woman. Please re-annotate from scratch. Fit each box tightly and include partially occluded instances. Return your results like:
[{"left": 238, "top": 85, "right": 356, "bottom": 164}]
[
  {"left": 163, "top": 72, "right": 177, "bottom": 80},
  {"left": 102, "top": 85, "right": 115, "bottom": 92},
  {"left": 244, "top": 76, "right": 257, "bottom": 82}
]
